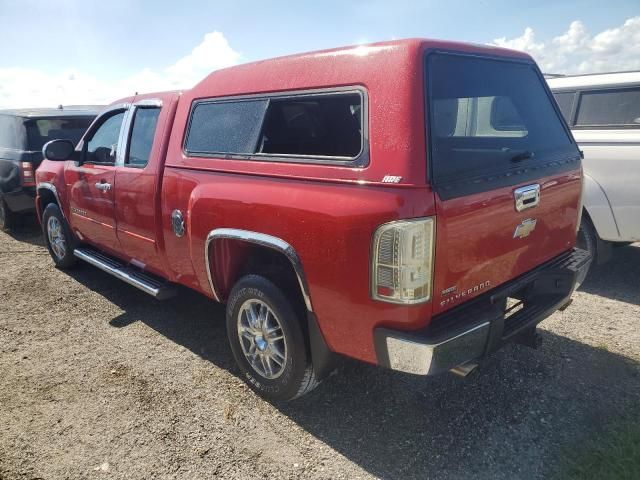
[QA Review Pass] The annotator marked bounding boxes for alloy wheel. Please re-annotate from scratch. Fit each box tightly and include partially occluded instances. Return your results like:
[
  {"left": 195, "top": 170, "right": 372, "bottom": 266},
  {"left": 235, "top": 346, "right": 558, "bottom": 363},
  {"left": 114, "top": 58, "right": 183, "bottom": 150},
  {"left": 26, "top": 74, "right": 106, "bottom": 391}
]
[
  {"left": 237, "top": 299, "right": 288, "bottom": 379},
  {"left": 47, "top": 216, "right": 67, "bottom": 260}
]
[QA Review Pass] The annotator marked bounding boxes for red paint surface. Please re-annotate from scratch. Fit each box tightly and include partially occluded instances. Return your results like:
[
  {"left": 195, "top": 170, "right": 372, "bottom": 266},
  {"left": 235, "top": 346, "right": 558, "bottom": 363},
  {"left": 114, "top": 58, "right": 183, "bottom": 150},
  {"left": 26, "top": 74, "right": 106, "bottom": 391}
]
[{"left": 36, "top": 39, "right": 580, "bottom": 366}]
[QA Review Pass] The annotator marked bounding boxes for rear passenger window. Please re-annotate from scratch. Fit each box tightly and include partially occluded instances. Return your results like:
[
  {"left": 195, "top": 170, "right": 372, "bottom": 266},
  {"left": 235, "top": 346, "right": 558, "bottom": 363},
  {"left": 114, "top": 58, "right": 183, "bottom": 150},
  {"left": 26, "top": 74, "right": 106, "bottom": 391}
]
[
  {"left": 576, "top": 88, "right": 640, "bottom": 127},
  {"left": 552, "top": 91, "right": 575, "bottom": 123},
  {"left": 184, "top": 91, "right": 364, "bottom": 162},
  {"left": 127, "top": 107, "right": 160, "bottom": 167}
]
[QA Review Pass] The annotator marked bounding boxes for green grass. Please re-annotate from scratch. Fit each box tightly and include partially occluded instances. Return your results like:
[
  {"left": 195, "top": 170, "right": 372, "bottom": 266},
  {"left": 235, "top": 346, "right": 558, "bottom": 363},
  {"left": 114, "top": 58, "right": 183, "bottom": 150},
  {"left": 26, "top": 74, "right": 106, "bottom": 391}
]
[{"left": 555, "top": 415, "right": 640, "bottom": 479}]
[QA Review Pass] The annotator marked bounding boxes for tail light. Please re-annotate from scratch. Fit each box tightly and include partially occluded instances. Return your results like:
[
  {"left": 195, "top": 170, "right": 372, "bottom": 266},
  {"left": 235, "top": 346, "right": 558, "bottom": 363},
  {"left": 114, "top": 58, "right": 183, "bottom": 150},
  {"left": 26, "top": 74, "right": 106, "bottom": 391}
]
[
  {"left": 20, "top": 162, "right": 36, "bottom": 187},
  {"left": 576, "top": 170, "right": 584, "bottom": 233},
  {"left": 371, "top": 217, "right": 435, "bottom": 304}
]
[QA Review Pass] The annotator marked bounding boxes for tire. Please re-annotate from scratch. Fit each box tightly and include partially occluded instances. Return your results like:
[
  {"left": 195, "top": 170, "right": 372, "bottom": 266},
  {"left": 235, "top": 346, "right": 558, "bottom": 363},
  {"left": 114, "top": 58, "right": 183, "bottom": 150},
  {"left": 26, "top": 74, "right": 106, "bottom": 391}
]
[
  {"left": 576, "top": 214, "right": 597, "bottom": 285},
  {"left": 226, "top": 274, "right": 318, "bottom": 402},
  {"left": 42, "top": 203, "right": 77, "bottom": 269},
  {"left": 0, "top": 195, "right": 15, "bottom": 232}
]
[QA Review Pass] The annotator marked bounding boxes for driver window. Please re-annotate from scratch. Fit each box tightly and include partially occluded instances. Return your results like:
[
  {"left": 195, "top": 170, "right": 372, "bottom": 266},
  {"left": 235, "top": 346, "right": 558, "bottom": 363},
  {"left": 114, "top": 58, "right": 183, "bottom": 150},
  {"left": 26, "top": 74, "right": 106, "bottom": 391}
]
[{"left": 85, "top": 111, "right": 126, "bottom": 164}]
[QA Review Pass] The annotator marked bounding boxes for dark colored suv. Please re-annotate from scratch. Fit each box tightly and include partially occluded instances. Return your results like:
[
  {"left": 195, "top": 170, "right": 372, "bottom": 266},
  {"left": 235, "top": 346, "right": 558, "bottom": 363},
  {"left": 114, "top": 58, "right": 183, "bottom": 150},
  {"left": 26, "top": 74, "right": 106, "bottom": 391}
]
[{"left": 0, "top": 107, "right": 98, "bottom": 230}]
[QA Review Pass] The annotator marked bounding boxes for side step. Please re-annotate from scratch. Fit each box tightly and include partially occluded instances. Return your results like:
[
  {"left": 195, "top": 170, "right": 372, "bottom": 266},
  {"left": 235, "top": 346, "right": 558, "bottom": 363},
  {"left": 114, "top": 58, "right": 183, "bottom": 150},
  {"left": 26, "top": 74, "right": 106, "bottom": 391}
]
[
  {"left": 450, "top": 362, "right": 479, "bottom": 378},
  {"left": 73, "top": 247, "right": 177, "bottom": 300}
]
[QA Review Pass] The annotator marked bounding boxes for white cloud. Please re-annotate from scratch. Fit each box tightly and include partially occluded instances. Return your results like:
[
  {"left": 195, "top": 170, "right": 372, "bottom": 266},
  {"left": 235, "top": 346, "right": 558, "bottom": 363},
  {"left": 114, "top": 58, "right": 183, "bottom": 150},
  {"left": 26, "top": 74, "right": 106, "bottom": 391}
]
[
  {"left": 492, "top": 16, "right": 640, "bottom": 74},
  {"left": 0, "top": 31, "right": 242, "bottom": 108},
  {"left": 164, "top": 32, "right": 241, "bottom": 87}
]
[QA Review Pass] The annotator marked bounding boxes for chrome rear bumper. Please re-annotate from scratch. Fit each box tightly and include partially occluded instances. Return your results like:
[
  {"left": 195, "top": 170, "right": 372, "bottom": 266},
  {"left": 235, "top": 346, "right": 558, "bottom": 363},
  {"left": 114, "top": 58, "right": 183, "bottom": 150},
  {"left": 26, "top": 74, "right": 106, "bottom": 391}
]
[{"left": 374, "top": 248, "right": 591, "bottom": 375}]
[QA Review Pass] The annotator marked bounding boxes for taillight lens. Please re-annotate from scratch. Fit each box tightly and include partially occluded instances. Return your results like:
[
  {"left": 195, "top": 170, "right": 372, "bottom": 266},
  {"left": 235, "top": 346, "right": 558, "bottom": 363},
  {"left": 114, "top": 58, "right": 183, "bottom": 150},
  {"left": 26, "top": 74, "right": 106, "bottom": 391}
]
[
  {"left": 371, "top": 217, "right": 435, "bottom": 304},
  {"left": 576, "top": 170, "right": 584, "bottom": 233},
  {"left": 20, "top": 162, "right": 36, "bottom": 186}
]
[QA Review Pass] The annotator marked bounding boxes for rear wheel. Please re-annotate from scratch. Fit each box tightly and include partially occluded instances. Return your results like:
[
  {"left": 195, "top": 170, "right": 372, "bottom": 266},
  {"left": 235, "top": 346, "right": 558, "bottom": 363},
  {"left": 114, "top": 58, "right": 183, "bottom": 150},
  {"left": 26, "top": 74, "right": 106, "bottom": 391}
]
[
  {"left": 226, "top": 274, "right": 318, "bottom": 402},
  {"left": 43, "top": 203, "right": 77, "bottom": 269},
  {"left": 0, "top": 195, "right": 15, "bottom": 231}
]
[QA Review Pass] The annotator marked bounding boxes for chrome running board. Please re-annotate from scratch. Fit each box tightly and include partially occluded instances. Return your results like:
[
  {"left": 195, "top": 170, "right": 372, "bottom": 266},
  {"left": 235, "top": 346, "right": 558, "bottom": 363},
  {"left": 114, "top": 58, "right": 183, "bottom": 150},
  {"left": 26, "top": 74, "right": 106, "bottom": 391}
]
[{"left": 73, "top": 247, "right": 177, "bottom": 300}]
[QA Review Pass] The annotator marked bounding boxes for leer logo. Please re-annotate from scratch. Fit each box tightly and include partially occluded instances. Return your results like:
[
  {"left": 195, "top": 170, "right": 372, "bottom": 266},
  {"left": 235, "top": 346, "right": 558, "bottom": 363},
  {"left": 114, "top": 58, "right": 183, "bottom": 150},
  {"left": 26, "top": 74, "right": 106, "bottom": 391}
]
[{"left": 382, "top": 175, "right": 402, "bottom": 183}]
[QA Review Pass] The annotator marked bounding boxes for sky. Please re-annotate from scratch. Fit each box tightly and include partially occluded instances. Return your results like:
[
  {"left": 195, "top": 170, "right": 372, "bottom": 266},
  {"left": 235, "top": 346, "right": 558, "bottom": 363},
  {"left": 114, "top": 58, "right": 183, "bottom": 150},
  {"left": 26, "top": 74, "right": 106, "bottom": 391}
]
[{"left": 0, "top": 0, "right": 639, "bottom": 108}]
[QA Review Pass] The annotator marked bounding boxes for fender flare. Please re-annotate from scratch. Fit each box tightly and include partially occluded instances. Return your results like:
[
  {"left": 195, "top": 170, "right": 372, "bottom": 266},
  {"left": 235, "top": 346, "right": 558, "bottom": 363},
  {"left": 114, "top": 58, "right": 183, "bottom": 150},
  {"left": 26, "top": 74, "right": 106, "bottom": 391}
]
[
  {"left": 204, "top": 228, "right": 313, "bottom": 312},
  {"left": 36, "top": 182, "right": 67, "bottom": 222},
  {"left": 582, "top": 173, "right": 620, "bottom": 241}
]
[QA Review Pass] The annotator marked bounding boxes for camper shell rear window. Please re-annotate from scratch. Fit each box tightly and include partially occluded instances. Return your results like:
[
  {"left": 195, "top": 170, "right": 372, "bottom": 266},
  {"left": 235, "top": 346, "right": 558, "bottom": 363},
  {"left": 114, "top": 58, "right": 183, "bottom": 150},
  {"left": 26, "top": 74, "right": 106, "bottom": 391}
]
[{"left": 426, "top": 52, "right": 579, "bottom": 195}]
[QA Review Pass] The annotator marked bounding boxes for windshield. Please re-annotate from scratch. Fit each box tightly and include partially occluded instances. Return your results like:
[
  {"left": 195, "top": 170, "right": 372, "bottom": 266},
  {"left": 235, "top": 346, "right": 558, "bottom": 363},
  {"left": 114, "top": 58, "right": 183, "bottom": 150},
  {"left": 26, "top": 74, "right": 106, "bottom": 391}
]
[
  {"left": 25, "top": 116, "right": 94, "bottom": 152},
  {"left": 427, "top": 53, "right": 577, "bottom": 183}
]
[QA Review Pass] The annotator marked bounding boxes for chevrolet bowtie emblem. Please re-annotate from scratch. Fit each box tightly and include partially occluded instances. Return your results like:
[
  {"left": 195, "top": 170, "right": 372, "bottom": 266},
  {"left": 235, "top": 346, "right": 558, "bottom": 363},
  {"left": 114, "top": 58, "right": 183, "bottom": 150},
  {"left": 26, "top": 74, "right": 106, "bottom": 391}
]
[{"left": 513, "top": 218, "right": 537, "bottom": 239}]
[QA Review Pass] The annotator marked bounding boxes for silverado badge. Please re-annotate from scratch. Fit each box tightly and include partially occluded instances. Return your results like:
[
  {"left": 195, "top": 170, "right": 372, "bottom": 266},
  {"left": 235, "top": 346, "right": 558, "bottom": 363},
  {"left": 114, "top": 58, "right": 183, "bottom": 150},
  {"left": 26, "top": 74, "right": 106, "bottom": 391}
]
[
  {"left": 439, "top": 281, "right": 491, "bottom": 307},
  {"left": 513, "top": 218, "right": 537, "bottom": 239}
]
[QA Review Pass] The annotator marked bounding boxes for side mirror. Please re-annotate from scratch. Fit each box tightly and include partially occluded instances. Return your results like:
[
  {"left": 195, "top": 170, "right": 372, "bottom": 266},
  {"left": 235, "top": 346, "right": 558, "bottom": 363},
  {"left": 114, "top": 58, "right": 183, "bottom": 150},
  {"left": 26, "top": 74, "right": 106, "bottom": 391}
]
[{"left": 42, "top": 139, "right": 75, "bottom": 161}]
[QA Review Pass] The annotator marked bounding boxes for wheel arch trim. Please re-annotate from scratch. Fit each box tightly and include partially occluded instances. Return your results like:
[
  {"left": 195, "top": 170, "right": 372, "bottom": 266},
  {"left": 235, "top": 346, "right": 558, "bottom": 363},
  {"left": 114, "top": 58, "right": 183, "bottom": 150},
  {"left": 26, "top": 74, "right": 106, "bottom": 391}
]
[
  {"left": 582, "top": 173, "right": 621, "bottom": 240},
  {"left": 204, "top": 228, "right": 313, "bottom": 312},
  {"left": 36, "top": 182, "right": 67, "bottom": 222}
]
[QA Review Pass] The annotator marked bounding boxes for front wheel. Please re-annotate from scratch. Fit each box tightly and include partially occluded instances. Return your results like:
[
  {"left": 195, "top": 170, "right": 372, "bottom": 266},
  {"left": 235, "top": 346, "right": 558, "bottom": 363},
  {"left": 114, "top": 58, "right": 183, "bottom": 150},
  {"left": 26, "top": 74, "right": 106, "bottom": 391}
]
[
  {"left": 226, "top": 275, "right": 318, "bottom": 402},
  {"left": 42, "top": 203, "right": 77, "bottom": 269}
]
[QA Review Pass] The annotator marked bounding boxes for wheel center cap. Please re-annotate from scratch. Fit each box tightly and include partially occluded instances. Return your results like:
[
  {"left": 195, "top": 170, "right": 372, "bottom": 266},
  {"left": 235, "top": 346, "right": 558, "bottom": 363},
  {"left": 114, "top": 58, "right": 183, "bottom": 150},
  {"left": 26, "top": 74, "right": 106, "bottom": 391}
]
[{"left": 255, "top": 336, "right": 268, "bottom": 351}]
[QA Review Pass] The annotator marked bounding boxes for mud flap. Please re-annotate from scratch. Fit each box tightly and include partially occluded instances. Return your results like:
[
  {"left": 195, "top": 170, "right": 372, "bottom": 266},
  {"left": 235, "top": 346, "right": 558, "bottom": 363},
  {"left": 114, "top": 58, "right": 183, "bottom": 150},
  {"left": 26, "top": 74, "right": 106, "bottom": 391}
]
[{"left": 307, "top": 312, "right": 337, "bottom": 381}]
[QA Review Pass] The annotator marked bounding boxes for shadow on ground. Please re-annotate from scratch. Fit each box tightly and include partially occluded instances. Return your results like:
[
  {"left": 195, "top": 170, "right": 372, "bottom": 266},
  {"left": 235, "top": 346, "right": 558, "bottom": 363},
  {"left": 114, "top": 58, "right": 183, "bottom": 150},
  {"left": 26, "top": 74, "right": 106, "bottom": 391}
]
[
  {"left": 60, "top": 251, "right": 640, "bottom": 480},
  {"left": 5, "top": 214, "right": 44, "bottom": 247},
  {"left": 578, "top": 243, "right": 640, "bottom": 306}
]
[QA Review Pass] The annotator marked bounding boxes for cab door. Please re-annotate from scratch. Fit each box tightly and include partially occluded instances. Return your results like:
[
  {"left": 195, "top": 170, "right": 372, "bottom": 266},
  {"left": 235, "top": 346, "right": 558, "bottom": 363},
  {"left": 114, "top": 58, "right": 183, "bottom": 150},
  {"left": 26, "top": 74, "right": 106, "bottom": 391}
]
[
  {"left": 64, "top": 107, "right": 128, "bottom": 253},
  {"left": 113, "top": 98, "right": 167, "bottom": 275}
]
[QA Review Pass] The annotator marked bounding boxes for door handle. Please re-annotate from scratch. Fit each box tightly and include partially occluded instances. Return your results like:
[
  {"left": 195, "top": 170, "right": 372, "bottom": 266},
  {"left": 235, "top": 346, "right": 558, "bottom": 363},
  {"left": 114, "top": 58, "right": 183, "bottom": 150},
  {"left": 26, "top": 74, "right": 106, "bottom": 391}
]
[
  {"left": 514, "top": 184, "right": 540, "bottom": 212},
  {"left": 95, "top": 182, "right": 112, "bottom": 192}
]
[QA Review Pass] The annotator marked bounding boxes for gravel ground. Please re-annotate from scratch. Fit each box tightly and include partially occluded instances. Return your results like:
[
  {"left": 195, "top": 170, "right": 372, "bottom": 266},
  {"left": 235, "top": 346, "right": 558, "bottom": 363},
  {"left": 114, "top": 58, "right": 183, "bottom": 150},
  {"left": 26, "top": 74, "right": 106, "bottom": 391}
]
[{"left": 1, "top": 218, "right": 638, "bottom": 480}]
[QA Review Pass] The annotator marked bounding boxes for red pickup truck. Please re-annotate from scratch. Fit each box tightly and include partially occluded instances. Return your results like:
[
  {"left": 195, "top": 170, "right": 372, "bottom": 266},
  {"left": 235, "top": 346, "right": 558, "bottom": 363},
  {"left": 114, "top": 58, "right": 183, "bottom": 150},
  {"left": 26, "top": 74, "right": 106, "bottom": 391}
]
[{"left": 35, "top": 39, "right": 590, "bottom": 401}]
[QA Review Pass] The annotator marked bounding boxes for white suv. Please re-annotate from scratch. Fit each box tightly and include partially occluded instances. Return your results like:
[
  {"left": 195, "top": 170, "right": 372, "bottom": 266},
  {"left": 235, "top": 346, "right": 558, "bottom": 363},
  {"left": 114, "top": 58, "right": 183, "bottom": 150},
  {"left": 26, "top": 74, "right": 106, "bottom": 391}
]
[{"left": 548, "top": 71, "right": 640, "bottom": 269}]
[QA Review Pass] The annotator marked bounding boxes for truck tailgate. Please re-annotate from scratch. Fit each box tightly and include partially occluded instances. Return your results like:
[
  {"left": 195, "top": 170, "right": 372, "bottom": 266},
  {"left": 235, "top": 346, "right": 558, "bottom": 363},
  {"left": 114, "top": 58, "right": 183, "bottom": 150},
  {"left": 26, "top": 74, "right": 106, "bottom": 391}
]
[{"left": 432, "top": 170, "right": 581, "bottom": 314}]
